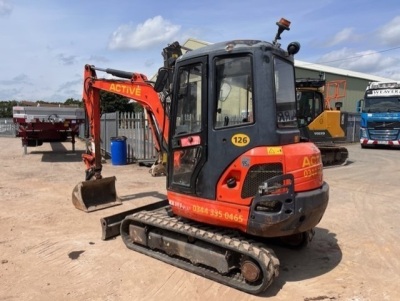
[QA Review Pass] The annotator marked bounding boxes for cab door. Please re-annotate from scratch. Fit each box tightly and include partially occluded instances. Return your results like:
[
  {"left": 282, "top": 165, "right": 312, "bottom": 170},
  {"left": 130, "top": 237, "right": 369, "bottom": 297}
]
[{"left": 167, "top": 58, "right": 207, "bottom": 194}]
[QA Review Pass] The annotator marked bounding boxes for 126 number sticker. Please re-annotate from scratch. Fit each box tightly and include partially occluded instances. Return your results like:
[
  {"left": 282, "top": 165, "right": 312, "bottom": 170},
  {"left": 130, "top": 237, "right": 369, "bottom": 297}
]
[{"left": 231, "top": 133, "right": 250, "bottom": 147}]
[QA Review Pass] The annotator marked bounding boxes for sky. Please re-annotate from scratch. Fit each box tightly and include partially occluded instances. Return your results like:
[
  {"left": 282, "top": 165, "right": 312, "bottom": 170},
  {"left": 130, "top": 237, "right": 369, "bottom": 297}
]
[{"left": 1, "top": 0, "right": 400, "bottom": 102}]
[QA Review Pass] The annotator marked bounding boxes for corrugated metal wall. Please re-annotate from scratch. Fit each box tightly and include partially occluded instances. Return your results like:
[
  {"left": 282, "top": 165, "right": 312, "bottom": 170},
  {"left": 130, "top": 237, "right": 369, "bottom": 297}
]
[
  {"left": 118, "top": 112, "right": 157, "bottom": 162},
  {"left": 295, "top": 67, "right": 368, "bottom": 113},
  {"left": 79, "top": 112, "right": 158, "bottom": 163}
]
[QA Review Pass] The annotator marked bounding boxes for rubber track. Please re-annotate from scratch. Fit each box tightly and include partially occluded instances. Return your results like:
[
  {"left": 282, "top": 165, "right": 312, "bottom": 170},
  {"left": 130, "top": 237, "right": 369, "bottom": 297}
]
[
  {"left": 319, "top": 145, "right": 349, "bottom": 167},
  {"left": 120, "top": 209, "right": 280, "bottom": 295}
]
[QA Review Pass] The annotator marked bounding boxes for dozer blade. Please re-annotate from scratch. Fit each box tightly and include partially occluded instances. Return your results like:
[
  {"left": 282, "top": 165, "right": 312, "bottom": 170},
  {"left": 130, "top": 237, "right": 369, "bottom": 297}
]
[{"left": 72, "top": 176, "right": 122, "bottom": 212}]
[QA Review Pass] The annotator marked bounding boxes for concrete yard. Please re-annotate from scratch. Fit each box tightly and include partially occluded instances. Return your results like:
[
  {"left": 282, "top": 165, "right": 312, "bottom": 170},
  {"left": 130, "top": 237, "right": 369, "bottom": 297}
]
[{"left": 0, "top": 136, "right": 399, "bottom": 301}]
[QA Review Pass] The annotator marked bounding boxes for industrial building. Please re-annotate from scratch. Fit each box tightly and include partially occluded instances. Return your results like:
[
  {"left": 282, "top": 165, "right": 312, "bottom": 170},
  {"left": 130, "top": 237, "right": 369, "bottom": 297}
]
[
  {"left": 295, "top": 61, "right": 392, "bottom": 112},
  {"left": 183, "top": 38, "right": 393, "bottom": 113}
]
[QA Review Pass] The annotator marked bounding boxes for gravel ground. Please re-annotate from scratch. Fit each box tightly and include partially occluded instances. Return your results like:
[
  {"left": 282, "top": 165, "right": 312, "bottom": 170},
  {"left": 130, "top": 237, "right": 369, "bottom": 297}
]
[{"left": 0, "top": 137, "right": 399, "bottom": 301}]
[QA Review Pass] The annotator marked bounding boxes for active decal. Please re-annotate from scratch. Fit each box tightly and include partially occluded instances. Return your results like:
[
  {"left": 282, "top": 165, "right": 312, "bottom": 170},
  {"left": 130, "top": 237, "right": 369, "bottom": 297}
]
[
  {"left": 302, "top": 154, "right": 321, "bottom": 167},
  {"left": 109, "top": 83, "right": 142, "bottom": 96},
  {"left": 302, "top": 153, "right": 322, "bottom": 178}
]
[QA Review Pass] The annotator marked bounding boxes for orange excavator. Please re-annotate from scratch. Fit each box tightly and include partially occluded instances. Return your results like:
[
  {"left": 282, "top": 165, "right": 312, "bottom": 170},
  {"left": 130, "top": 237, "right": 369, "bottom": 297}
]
[
  {"left": 72, "top": 63, "right": 171, "bottom": 211},
  {"left": 72, "top": 19, "right": 329, "bottom": 294}
]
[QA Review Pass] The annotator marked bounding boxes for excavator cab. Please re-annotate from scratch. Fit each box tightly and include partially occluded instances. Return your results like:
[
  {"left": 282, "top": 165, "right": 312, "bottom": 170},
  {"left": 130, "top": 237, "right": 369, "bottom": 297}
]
[
  {"left": 163, "top": 39, "right": 328, "bottom": 237},
  {"left": 297, "top": 89, "right": 324, "bottom": 126}
]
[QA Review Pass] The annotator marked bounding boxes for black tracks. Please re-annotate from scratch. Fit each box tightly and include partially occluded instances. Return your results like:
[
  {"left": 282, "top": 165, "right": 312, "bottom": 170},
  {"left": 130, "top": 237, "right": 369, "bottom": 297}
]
[
  {"left": 319, "top": 145, "right": 349, "bottom": 167},
  {"left": 120, "top": 208, "right": 280, "bottom": 295}
]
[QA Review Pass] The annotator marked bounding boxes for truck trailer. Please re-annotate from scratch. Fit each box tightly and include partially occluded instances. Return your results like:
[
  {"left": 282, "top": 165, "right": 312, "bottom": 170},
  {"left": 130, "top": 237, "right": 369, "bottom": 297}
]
[{"left": 13, "top": 105, "right": 85, "bottom": 154}]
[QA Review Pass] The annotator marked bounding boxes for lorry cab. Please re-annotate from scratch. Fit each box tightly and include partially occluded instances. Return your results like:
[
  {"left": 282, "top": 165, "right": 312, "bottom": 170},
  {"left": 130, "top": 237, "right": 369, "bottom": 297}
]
[{"left": 359, "top": 81, "right": 400, "bottom": 148}]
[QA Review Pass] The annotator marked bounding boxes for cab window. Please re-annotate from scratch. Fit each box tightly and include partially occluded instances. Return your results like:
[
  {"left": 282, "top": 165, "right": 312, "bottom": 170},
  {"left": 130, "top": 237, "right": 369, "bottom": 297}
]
[{"left": 215, "top": 56, "right": 254, "bottom": 128}]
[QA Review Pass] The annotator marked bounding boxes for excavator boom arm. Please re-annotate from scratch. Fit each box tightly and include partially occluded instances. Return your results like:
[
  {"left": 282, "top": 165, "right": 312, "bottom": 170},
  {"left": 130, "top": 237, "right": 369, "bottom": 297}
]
[
  {"left": 72, "top": 64, "right": 170, "bottom": 212},
  {"left": 82, "top": 64, "right": 169, "bottom": 178}
]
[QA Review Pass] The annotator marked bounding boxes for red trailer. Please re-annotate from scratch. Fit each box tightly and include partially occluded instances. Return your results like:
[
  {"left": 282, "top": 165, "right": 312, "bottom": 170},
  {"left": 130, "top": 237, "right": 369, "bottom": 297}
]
[{"left": 13, "top": 106, "right": 85, "bottom": 154}]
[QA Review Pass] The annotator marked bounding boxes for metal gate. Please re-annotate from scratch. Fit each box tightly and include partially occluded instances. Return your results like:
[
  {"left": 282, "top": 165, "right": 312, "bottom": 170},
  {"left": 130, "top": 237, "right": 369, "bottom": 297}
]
[
  {"left": 0, "top": 118, "right": 17, "bottom": 137},
  {"left": 90, "top": 112, "right": 157, "bottom": 162},
  {"left": 77, "top": 111, "right": 361, "bottom": 163}
]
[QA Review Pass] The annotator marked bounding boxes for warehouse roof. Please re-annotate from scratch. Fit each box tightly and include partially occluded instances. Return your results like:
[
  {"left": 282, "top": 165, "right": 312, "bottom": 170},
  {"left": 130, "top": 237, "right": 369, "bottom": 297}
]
[
  {"left": 182, "top": 38, "right": 394, "bottom": 83},
  {"left": 294, "top": 60, "right": 393, "bottom": 82}
]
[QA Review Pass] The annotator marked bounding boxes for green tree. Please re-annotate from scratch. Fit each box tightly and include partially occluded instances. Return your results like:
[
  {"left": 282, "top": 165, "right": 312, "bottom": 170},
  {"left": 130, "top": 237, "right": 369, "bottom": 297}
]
[
  {"left": 36, "top": 100, "right": 50, "bottom": 105},
  {"left": 64, "top": 98, "right": 83, "bottom": 107},
  {"left": 99, "top": 91, "right": 143, "bottom": 113},
  {"left": 0, "top": 100, "right": 18, "bottom": 118}
]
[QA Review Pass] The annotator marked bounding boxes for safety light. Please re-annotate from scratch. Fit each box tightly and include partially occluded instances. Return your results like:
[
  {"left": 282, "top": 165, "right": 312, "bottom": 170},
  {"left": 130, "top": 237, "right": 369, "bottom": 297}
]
[
  {"left": 273, "top": 18, "right": 291, "bottom": 46},
  {"left": 277, "top": 18, "right": 291, "bottom": 30}
]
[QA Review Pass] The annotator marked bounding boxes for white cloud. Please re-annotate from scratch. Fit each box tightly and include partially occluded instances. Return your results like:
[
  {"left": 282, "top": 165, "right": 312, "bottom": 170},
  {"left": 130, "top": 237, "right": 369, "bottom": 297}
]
[
  {"left": 317, "top": 47, "right": 400, "bottom": 79},
  {"left": 326, "top": 28, "right": 356, "bottom": 47},
  {"left": 2, "top": 2, "right": 399, "bottom": 102},
  {"left": 108, "top": 16, "right": 181, "bottom": 50},
  {"left": 0, "top": 0, "right": 12, "bottom": 16},
  {"left": 377, "top": 15, "right": 400, "bottom": 46}
]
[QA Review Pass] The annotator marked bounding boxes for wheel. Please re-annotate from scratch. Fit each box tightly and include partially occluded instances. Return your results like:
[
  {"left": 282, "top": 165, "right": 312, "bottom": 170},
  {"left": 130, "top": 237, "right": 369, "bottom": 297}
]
[{"left": 240, "top": 256, "right": 262, "bottom": 283}]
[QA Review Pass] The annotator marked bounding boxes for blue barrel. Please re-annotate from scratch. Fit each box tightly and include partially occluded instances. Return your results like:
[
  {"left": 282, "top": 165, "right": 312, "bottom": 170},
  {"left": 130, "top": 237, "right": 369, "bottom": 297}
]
[{"left": 110, "top": 136, "right": 127, "bottom": 165}]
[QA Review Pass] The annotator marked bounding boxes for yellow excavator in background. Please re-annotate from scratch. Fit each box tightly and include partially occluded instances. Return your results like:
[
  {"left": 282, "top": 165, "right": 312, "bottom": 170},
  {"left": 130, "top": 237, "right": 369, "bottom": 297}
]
[{"left": 296, "top": 78, "right": 349, "bottom": 166}]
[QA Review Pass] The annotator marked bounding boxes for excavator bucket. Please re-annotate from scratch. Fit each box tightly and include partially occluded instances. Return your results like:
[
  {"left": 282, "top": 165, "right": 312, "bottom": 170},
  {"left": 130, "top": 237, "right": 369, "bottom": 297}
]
[{"left": 72, "top": 176, "right": 122, "bottom": 212}]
